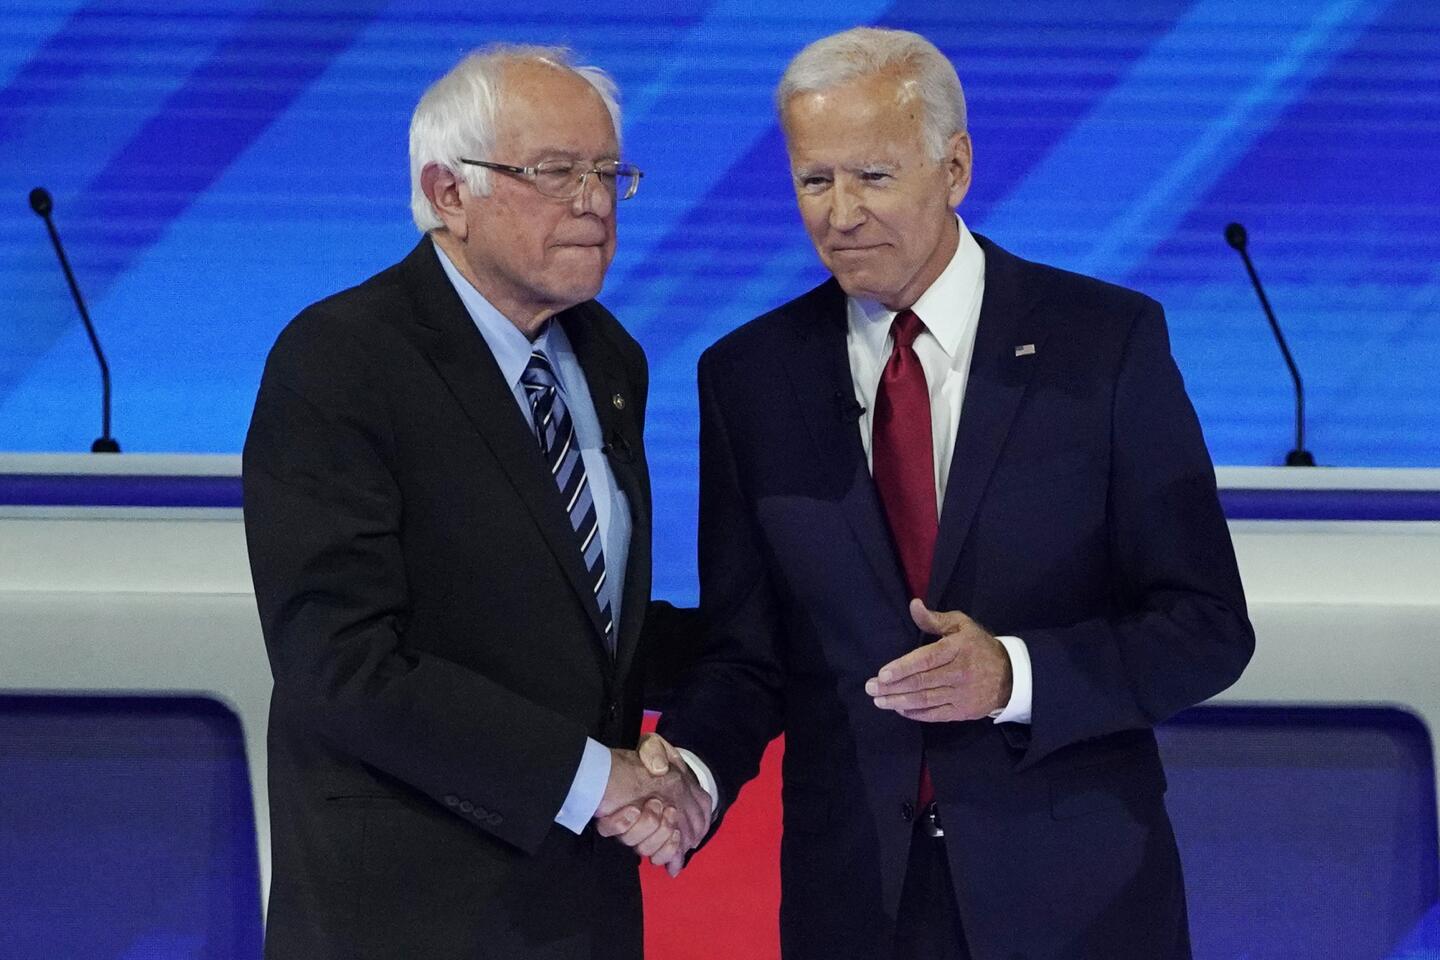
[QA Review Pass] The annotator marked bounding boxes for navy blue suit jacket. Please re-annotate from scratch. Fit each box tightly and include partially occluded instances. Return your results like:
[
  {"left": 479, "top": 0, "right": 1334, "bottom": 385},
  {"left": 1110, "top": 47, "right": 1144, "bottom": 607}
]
[{"left": 659, "top": 236, "right": 1254, "bottom": 960}]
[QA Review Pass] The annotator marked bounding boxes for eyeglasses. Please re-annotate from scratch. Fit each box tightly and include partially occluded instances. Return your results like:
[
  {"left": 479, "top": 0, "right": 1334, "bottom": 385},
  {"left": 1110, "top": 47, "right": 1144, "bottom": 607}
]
[{"left": 458, "top": 158, "right": 643, "bottom": 201}]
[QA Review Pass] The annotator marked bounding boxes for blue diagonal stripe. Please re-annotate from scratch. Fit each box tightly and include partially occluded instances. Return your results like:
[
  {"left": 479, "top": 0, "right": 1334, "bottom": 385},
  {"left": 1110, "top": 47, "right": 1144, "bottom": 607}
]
[
  {"left": 1, "top": 0, "right": 389, "bottom": 404},
  {"left": 0, "top": 0, "right": 174, "bottom": 147},
  {"left": 80, "top": 1, "right": 391, "bottom": 294},
  {"left": 976, "top": 0, "right": 1394, "bottom": 281}
]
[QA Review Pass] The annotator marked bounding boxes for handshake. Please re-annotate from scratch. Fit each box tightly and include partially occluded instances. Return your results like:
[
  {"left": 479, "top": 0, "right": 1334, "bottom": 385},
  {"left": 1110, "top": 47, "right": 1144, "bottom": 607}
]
[{"left": 594, "top": 733, "right": 714, "bottom": 877}]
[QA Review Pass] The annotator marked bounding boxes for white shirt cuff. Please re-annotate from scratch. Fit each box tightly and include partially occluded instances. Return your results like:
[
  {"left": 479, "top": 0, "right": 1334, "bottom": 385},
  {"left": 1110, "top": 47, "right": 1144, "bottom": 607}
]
[
  {"left": 554, "top": 737, "right": 612, "bottom": 834},
  {"left": 989, "top": 635, "right": 1033, "bottom": 725},
  {"left": 674, "top": 747, "right": 721, "bottom": 819}
]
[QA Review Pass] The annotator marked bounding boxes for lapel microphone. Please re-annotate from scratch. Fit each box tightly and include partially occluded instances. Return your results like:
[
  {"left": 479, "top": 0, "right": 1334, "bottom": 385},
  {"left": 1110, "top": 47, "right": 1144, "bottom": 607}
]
[
  {"left": 834, "top": 390, "right": 866, "bottom": 422},
  {"left": 601, "top": 430, "right": 633, "bottom": 463}
]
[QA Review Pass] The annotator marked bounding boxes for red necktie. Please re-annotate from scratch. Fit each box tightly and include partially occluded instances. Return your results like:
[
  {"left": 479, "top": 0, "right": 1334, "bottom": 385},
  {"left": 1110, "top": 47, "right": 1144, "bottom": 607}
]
[{"left": 870, "top": 309, "right": 938, "bottom": 811}]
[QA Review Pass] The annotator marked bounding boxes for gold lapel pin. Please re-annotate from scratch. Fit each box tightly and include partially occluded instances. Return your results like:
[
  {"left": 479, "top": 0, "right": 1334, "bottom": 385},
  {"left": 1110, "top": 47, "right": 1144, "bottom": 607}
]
[{"left": 612, "top": 393, "right": 626, "bottom": 410}]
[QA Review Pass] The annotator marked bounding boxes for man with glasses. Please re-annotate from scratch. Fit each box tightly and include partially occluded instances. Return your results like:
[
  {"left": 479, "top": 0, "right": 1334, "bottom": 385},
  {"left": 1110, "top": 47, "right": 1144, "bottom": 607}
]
[{"left": 243, "top": 45, "right": 709, "bottom": 960}]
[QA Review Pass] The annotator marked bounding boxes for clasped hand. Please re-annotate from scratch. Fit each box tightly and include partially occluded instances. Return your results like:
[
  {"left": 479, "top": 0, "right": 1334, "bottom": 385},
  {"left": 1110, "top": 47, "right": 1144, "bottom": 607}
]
[{"left": 594, "top": 734, "right": 711, "bottom": 877}]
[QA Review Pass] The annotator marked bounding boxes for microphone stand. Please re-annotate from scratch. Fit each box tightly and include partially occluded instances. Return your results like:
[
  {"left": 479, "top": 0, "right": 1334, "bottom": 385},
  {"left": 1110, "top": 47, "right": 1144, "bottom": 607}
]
[
  {"left": 29, "top": 187, "right": 120, "bottom": 452},
  {"left": 1224, "top": 223, "right": 1313, "bottom": 466}
]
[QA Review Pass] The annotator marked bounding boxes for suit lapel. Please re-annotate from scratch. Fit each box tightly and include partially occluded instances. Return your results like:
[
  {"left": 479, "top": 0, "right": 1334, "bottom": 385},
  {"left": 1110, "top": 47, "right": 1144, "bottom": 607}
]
[
  {"left": 397, "top": 241, "right": 613, "bottom": 665},
  {"left": 560, "top": 309, "right": 651, "bottom": 683},
  {"left": 926, "top": 236, "right": 1049, "bottom": 605},
  {"left": 784, "top": 280, "right": 911, "bottom": 613}
]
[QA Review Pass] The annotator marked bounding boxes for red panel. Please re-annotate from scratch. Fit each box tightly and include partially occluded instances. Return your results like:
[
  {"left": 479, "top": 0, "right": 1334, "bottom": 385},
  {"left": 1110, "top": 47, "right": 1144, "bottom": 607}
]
[{"left": 639, "top": 715, "right": 784, "bottom": 959}]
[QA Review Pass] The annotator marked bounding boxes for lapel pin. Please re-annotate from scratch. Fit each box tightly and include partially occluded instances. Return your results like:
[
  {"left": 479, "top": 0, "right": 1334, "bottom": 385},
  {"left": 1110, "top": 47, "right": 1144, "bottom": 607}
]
[
  {"left": 612, "top": 393, "right": 626, "bottom": 410},
  {"left": 1014, "top": 343, "right": 1036, "bottom": 357}
]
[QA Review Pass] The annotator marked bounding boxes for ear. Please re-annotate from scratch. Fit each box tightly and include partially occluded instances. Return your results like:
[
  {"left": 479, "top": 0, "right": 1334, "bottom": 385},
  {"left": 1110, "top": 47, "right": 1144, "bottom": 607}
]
[
  {"left": 421, "top": 162, "right": 470, "bottom": 240},
  {"left": 944, "top": 132, "right": 973, "bottom": 209}
]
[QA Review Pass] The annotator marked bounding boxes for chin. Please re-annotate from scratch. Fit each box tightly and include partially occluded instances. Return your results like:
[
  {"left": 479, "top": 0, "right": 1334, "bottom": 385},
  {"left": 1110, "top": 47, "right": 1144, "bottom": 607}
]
[
  {"left": 553, "top": 257, "right": 609, "bottom": 294},
  {"left": 831, "top": 270, "right": 889, "bottom": 302},
  {"left": 554, "top": 277, "right": 605, "bottom": 308}
]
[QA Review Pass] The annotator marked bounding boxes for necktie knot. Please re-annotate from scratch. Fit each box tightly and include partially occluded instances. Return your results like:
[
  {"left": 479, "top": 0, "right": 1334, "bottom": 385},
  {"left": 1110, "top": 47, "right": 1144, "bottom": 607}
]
[
  {"left": 522, "top": 351, "right": 558, "bottom": 390},
  {"left": 891, "top": 309, "right": 925, "bottom": 351}
]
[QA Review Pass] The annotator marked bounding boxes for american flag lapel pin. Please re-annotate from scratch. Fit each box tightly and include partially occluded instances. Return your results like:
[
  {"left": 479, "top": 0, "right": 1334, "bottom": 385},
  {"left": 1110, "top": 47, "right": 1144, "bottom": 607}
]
[{"left": 1014, "top": 343, "right": 1036, "bottom": 357}]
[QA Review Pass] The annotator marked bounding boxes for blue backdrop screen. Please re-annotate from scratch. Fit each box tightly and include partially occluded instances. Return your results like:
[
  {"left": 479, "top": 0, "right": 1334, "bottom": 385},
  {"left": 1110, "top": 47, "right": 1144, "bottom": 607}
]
[{"left": 3, "top": 1, "right": 1439, "bottom": 599}]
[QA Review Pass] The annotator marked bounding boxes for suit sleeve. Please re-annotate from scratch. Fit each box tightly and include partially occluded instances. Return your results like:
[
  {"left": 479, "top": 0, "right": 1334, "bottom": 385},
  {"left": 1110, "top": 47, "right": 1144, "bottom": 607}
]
[
  {"left": 244, "top": 312, "right": 589, "bottom": 854},
  {"left": 1016, "top": 301, "right": 1255, "bottom": 769},
  {"left": 656, "top": 350, "right": 786, "bottom": 818},
  {"left": 639, "top": 600, "right": 704, "bottom": 712}
]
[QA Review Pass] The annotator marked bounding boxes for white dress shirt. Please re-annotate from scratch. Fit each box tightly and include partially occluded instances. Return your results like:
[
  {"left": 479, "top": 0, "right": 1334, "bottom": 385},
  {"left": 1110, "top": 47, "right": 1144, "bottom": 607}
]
[{"left": 846, "top": 217, "right": 1033, "bottom": 725}]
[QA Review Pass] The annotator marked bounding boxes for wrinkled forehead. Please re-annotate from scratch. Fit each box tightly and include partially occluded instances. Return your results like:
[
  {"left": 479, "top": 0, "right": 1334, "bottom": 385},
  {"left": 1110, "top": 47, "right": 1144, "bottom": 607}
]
[
  {"left": 782, "top": 67, "right": 923, "bottom": 121},
  {"left": 494, "top": 61, "right": 618, "bottom": 156},
  {"left": 781, "top": 71, "right": 929, "bottom": 162}
]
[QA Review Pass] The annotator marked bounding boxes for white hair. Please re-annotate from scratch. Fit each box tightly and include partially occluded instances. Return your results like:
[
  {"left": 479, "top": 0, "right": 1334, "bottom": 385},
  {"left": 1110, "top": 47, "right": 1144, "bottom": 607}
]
[
  {"left": 408, "top": 44, "right": 622, "bottom": 232},
  {"left": 776, "top": 27, "right": 966, "bottom": 160}
]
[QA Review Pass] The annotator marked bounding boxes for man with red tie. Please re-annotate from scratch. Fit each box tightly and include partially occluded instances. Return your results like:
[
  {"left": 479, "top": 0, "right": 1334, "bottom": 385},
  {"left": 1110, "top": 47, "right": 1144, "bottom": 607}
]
[{"left": 644, "top": 26, "right": 1254, "bottom": 960}]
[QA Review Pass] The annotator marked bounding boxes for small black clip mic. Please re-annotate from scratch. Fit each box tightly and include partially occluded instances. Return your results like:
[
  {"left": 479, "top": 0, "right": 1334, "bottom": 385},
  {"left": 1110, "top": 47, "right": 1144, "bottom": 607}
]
[
  {"left": 834, "top": 390, "right": 865, "bottom": 422},
  {"left": 602, "top": 431, "right": 633, "bottom": 463},
  {"left": 1224, "top": 222, "right": 1312, "bottom": 466},
  {"left": 29, "top": 186, "right": 120, "bottom": 452}
]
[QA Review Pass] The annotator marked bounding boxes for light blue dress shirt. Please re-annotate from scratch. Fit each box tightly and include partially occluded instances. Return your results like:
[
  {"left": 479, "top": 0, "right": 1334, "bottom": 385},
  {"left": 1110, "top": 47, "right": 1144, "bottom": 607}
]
[{"left": 435, "top": 242, "right": 626, "bottom": 833}]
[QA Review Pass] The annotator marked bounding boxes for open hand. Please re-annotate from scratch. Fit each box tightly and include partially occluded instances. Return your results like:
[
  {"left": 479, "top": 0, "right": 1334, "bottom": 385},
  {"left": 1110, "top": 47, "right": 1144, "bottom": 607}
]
[{"left": 864, "top": 599, "right": 1012, "bottom": 722}]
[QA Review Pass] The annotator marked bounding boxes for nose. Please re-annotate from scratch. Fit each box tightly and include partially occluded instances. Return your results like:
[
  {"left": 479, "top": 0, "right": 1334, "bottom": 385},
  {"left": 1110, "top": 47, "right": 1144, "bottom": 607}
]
[
  {"left": 572, "top": 168, "right": 614, "bottom": 217},
  {"left": 829, "top": 177, "right": 864, "bottom": 231}
]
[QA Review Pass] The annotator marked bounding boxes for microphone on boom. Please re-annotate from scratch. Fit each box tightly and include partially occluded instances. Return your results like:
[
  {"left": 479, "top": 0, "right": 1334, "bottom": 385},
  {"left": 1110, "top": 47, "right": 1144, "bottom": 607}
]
[
  {"left": 29, "top": 187, "right": 119, "bottom": 453},
  {"left": 1224, "top": 222, "right": 1313, "bottom": 466}
]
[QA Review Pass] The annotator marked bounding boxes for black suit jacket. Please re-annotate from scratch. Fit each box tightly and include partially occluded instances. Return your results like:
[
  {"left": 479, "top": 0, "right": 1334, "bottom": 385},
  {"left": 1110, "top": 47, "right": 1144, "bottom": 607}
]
[
  {"left": 659, "top": 236, "right": 1254, "bottom": 960},
  {"left": 244, "top": 240, "right": 670, "bottom": 960}
]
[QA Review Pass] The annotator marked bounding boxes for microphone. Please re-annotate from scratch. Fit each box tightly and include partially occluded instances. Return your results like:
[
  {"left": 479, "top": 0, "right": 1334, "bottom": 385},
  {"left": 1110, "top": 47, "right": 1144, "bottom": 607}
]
[
  {"left": 834, "top": 390, "right": 865, "bottom": 422},
  {"left": 1224, "top": 222, "right": 1313, "bottom": 466},
  {"left": 29, "top": 187, "right": 120, "bottom": 452},
  {"left": 601, "top": 430, "right": 633, "bottom": 463}
]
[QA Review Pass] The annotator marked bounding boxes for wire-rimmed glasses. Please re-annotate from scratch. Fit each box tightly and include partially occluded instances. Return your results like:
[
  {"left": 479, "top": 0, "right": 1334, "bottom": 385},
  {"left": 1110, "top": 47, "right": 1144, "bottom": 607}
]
[{"left": 459, "top": 158, "right": 643, "bottom": 201}]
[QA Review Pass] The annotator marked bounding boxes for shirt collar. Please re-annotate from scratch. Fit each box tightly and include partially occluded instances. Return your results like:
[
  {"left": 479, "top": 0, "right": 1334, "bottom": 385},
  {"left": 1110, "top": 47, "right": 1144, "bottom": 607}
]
[
  {"left": 850, "top": 215, "right": 985, "bottom": 358},
  {"left": 432, "top": 238, "right": 542, "bottom": 392}
]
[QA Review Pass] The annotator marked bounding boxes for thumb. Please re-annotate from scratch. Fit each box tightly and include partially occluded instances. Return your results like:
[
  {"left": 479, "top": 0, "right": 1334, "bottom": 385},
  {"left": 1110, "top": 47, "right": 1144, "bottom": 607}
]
[
  {"left": 638, "top": 733, "right": 672, "bottom": 776},
  {"left": 909, "top": 598, "right": 970, "bottom": 637}
]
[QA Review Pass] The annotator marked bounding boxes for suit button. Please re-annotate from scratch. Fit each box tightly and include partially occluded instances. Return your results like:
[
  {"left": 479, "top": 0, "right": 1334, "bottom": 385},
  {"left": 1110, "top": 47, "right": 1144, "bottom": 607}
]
[
  {"left": 901, "top": 800, "right": 915, "bottom": 823},
  {"left": 443, "top": 795, "right": 458, "bottom": 807},
  {"left": 606, "top": 702, "right": 618, "bottom": 722},
  {"left": 460, "top": 800, "right": 474, "bottom": 813}
]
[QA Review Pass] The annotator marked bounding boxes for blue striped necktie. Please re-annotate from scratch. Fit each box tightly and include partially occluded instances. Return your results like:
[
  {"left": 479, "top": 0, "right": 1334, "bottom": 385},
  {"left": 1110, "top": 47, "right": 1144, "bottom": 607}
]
[{"left": 521, "top": 350, "right": 615, "bottom": 654}]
